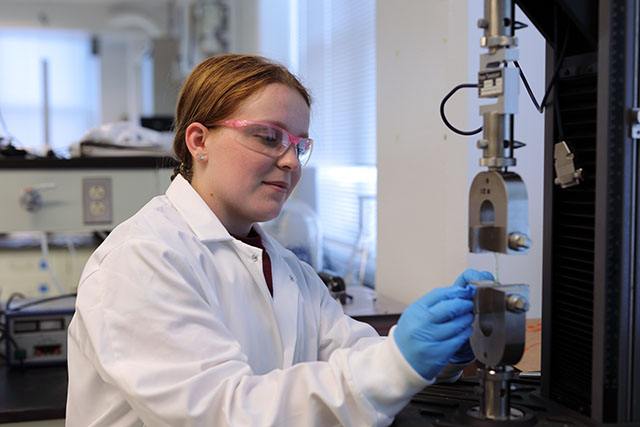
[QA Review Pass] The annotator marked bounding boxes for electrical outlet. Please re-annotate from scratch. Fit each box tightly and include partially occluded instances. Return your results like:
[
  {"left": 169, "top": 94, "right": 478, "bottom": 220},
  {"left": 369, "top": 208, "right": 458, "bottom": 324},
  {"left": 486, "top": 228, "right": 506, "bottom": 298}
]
[{"left": 83, "top": 177, "right": 112, "bottom": 224}]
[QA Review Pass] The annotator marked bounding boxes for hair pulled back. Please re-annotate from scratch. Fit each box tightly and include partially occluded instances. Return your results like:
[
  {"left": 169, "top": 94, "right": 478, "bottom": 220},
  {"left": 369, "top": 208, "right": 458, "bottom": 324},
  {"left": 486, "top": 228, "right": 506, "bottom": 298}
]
[{"left": 171, "top": 54, "right": 311, "bottom": 181}]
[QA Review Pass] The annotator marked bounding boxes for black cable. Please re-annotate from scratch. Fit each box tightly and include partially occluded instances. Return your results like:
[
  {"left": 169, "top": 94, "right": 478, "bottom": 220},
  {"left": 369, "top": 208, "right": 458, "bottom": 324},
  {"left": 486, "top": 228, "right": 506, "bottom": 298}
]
[
  {"left": 441, "top": 14, "right": 570, "bottom": 137},
  {"left": 0, "top": 326, "right": 25, "bottom": 366},
  {"left": 0, "top": 326, "right": 20, "bottom": 351},
  {"left": 514, "top": 61, "right": 542, "bottom": 111},
  {"left": 513, "top": 21, "right": 528, "bottom": 30},
  {"left": 513, "top": 22, "right": 570, "bottom": 114},
  {"left": 8, "top": 293, "right": 77, "bottom": 311},
  {"left": 553, "top": 7, "right": 566, "bottom": 142},
  {"left": 440, "top": 84, "right": 483, "bottom": 136},
  {"left": 5, "top": 292, "right": 26, "bottom": 312}
]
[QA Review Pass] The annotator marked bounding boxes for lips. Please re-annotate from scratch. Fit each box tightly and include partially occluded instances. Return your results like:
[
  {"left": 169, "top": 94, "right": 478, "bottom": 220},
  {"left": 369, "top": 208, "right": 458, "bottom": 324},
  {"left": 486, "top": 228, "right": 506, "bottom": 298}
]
[{"left": 263, "top": 180, "right": 289, "bottom": 192}]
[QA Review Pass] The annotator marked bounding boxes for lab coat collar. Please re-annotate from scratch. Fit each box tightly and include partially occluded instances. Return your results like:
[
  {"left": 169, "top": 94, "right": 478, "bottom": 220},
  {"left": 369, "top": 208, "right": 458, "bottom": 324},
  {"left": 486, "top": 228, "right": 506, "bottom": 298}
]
[{"left": 165, "top": 174, "right": 233, "bottom": 243}]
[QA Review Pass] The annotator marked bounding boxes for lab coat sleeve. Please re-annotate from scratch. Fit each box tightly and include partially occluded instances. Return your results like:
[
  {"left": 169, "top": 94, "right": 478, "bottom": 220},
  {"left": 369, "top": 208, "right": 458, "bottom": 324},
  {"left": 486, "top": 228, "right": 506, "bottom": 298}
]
[
  {"left": 296, "top": 262, "right": 384, "bottom": 359},
  {"left": 295, "top": 261, "right": 433, "bottom": 421},
  {"left": 71, "top": 238, "right": 428, "bottom": 427},
  {"left": 301, "top": 262, "right": 471, "bottom": 386}
]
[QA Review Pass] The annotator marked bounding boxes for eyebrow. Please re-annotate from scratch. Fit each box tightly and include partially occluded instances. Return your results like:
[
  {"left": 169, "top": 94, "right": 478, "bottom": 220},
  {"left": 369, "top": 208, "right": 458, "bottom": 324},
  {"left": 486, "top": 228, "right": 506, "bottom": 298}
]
[{"left": 265, "top": 120, "right": 309, "bottom": 139}]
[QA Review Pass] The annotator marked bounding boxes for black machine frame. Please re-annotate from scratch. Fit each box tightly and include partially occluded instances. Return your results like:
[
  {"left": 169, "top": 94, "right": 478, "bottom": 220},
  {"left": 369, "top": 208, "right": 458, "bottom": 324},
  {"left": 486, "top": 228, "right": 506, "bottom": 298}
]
[
  {"left": 394, "top": 1, "right": 638, "bottom": 425},
  {"left": 518, "top": 0, "right": 639, "bottom": 424}
]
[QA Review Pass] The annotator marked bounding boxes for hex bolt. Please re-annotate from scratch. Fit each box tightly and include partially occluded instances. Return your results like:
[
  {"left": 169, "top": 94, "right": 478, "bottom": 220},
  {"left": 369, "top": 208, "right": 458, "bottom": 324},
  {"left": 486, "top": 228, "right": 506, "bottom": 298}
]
[
  {"left": 508, "top": 233, "right": 530, "bottom": 251},
  {"left": 506, "top": 294, "right": 529, "bottom": 313}
]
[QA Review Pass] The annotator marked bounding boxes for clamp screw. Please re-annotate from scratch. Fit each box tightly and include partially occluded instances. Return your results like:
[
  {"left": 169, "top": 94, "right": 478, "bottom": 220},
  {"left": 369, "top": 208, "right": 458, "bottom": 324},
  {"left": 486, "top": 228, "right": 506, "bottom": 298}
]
[
  {"left": 506, "top": 294, "right": 529, "bottom": 313},
  {"left": 508, "top": 233, "right": 530, "bottom": 251},
  {"left": 477, "top": 18, "right": 489, "bottom": 29}
]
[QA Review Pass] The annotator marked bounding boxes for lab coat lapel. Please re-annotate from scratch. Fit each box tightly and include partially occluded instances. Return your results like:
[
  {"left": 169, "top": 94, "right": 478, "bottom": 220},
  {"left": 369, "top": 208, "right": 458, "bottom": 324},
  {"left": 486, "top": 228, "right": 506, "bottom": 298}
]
[
  {"left": 267, "top": 247, "right": 300, "bottom": 368},
  {"left": 231, "top": 240, "right": 285, "bottom": 362}
]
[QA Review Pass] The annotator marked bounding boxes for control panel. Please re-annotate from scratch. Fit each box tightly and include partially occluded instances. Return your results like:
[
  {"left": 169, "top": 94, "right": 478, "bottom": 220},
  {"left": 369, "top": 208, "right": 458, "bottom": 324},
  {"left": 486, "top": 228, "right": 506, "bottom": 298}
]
[{"left": 4, "top": 297, "right": 75, "bottom": 367}]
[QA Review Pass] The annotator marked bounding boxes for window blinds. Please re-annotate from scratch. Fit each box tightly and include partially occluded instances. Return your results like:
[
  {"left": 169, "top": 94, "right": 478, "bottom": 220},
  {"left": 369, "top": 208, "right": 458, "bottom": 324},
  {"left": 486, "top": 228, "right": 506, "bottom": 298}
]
[{"left": 295, "top": 0, "right": 377, "bottom": 285}]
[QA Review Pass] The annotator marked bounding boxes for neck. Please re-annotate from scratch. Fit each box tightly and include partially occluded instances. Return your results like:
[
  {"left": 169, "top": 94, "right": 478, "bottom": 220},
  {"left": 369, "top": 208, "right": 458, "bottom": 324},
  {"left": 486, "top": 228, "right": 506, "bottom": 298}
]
[{"left": 189, "top": 176, "right": 254, "bottom": 237}]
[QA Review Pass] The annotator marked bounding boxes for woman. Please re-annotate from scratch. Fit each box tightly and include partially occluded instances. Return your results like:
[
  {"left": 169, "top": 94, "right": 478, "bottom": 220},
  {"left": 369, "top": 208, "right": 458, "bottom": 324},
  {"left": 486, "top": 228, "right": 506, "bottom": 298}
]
[{"left": 66, "top": 53, "right": 491, "bottom": 426}]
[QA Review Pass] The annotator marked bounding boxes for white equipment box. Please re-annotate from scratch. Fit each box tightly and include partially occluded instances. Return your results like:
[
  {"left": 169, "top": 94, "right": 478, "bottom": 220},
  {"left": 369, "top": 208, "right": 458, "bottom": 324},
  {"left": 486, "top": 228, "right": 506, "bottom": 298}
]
[
  {"left": 4, "top": 296, "right": 76, "bottom": 367},
  {"left": 0, "top": 157, "right": 174, "bottom": 233}
]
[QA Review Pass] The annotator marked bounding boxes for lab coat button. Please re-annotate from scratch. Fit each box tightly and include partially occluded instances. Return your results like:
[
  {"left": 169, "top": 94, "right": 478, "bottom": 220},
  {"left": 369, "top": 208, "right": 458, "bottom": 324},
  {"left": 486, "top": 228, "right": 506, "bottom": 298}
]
[
  {"left": 289, "top": 275, "right": 294, "bottom": 281},
  {"left": 251, "top": 254, "right": 258, "bottom": 262}
]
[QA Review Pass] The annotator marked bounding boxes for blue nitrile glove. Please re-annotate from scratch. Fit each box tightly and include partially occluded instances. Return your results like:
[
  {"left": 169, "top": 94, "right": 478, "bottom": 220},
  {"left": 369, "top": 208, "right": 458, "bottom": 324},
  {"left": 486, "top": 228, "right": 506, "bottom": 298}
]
[
  {"left": 394, "top": 284, "right": 476, "bottom": 381},
  {"left": 449, "top": 269, "right": 494, "bottom": 364}
]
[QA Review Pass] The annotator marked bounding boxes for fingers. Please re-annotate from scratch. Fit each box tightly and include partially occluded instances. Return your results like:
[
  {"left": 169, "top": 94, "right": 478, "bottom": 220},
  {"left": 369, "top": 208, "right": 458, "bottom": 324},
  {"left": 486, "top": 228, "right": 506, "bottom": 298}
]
[
  {"left": 427, "top": 298, "right": 474, "bottom": 324},
  {"left": 419, "top": 285, "right": 474, "bottom": 308},
  {"left": 428, "top": 320, "right": 473, "bottom": 343},
  {"left": 453, "top": 268, "right": 495, "bottom": 288},
  {"left": 439, "top": 326, "right": 474, "bottom": 357},
  {"left": 467, "top": 284, "right": 477, "bottom": 298},
  {"left": 424, "top": 297, "right": 475, "bottom": 341}
]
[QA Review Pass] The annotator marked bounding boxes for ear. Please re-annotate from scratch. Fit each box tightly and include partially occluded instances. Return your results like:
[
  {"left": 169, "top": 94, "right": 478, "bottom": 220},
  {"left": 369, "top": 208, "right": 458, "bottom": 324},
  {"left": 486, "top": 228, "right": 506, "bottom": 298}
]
[{"left": 185, "top": 122, "right": 209, "bottom": 160}]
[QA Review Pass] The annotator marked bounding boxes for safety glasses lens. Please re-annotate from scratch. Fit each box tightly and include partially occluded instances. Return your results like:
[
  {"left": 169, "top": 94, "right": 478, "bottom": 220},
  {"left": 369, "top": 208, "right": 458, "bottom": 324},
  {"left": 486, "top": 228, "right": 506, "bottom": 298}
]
[
  {"left": 234, "top": 122, "right": 312, "bottom": 166},
  {"left": 297, "top": 140, "right": 313, "bottom": 166},
  {"left": 240, "top": 124, "right": 284, "bottom": 151}
]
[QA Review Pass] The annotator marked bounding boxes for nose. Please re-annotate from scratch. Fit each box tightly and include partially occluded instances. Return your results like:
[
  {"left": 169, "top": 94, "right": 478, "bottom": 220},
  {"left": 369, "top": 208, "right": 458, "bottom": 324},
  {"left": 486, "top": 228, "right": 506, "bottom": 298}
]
[{"left": 277, "top": 143, "right": 301, "bottom": 170}]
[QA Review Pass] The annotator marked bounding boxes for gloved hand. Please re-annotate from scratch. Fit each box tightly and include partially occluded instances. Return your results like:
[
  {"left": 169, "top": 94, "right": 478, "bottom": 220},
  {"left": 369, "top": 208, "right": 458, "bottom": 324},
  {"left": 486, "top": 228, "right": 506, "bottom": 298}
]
[
  {"left": 394, "top": 284, "right": 476, "bottom": 381},
  {"left": 449, "top": 269, "right": 494, "bottom": 364}
]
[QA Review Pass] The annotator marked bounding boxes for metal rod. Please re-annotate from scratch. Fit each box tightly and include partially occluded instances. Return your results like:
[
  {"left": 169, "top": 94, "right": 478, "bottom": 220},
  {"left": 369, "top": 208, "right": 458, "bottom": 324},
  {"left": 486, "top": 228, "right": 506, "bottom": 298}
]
[
  {"left": 42, "top": 59, "right": 50, "bottom": 154},
  {"left": 479, "top": 366, "right": 512, "bottom": 420}
]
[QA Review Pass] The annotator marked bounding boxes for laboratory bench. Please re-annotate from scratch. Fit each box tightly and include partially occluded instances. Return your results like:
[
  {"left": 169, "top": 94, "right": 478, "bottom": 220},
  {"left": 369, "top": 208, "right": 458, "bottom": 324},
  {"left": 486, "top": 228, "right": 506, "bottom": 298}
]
[
  {"left": 0, "top": 364, "right": 66, "bottom": 424},
  {"left": 341, "top": 285, "right": 406, "bottom": 336}
]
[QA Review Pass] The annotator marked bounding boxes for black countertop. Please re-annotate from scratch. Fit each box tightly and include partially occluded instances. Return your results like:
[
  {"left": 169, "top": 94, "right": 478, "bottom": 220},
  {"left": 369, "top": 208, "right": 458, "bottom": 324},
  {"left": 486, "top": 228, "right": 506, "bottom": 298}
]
[
  {"left": 0, "top": 156, "right": 177, "bottom": 170},
  {"left": 0, "top": 364, "right": 546, "bottom": 426},
  {"left": 0, "top": 365, "right": 67, "bottom": 423},
  {"left": 0, "top": 365, "right": 589, "bottom": 426}
]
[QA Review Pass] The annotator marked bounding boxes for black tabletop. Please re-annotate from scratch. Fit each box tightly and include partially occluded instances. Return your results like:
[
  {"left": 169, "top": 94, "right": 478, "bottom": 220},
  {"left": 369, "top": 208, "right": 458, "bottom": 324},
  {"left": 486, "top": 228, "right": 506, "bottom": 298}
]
[
  {"left": 0, "top": 365, "right": 67, "bottom": 423},
  {"left": 0, "top": 156, "right": 177, "bottom": 170}
]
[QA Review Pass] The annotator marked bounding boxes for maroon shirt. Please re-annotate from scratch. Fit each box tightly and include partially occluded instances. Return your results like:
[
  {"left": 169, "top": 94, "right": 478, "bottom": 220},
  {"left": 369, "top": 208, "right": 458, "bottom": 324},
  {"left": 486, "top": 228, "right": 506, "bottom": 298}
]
[{"left": 232, "top": 228, "right": 273, "bottom": 297}]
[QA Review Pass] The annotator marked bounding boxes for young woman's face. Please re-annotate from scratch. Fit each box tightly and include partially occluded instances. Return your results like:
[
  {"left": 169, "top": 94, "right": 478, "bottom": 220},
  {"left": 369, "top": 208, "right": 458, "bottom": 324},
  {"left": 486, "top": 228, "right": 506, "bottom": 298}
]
[{"left": 196, "top": 83, "right": 310, "bottom": 235}]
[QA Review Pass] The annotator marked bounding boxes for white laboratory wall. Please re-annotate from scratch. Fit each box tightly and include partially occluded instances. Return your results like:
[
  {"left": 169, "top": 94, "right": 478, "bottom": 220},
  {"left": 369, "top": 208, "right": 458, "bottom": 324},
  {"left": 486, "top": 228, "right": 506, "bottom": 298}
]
[
  {"left": 100, "top": 37, "right": 129, "bottom": 123},
  {"left": 376, "top": 0, "right": 471, "bottom": 305},
  {"left": 0, "top": 1, "right": 167, "bottom": 35},
  {"left": 0, "top": 246, "right": 94, "bottom": 297},
  {"left": 376, "top": 0, "right": 545, "bottom": 318},
  {"left": 229, "top": 0, "right": 259, "bottom": 55},
  {"left": 257, "top": 0, "right": 292, "bottom": 66}
]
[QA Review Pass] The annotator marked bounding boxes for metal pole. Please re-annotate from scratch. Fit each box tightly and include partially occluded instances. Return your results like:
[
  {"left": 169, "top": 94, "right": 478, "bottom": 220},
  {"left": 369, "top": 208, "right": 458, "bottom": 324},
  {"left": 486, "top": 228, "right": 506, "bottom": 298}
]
[{"left": 42, "top": 59, "right": 50, "bottom": 155}]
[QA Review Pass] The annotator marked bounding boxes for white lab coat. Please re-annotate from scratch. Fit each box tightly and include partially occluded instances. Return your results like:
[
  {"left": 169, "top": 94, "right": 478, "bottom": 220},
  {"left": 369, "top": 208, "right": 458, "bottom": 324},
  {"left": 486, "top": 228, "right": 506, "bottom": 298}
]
[{"left": 66, "top": 174, "right": 429, "bottom": 427}]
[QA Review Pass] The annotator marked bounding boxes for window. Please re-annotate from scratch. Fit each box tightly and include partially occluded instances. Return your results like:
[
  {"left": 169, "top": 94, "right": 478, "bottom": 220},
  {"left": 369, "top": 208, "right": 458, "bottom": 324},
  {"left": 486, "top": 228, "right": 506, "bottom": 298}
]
[
  {"left": 292, "top": 0, "right": 377, "bottom": 286},
  {"left": 0, "top": 29, "right": 100, "bottom": 156}
]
